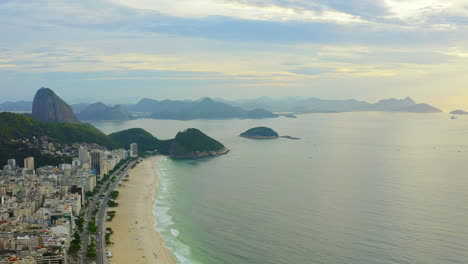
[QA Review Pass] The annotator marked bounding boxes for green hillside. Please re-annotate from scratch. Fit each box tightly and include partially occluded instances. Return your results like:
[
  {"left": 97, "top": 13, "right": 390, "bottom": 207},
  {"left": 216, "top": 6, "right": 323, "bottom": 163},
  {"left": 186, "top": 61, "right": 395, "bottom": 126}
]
[
  {"left": 169, "top": 128, "right": 225, "bottom": 156},
  {"left": 0, "top": 112, "right": 114, "bottom": 147},
  {"left": 0, "top": 112, "right": 227, "bottom": 166},
  {"left": 0, "top": 112, "right": 115, "bottom": 167},
  {"left": 109, "top": 128, "right": 171, "bottom": 154}
]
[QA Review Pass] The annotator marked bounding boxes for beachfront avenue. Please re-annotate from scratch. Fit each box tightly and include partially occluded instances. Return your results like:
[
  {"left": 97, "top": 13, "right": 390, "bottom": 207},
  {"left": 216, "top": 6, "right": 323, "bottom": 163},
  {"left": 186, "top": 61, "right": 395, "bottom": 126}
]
[{"left": 80, "top": 158, "right": 140, "bottom": 264}]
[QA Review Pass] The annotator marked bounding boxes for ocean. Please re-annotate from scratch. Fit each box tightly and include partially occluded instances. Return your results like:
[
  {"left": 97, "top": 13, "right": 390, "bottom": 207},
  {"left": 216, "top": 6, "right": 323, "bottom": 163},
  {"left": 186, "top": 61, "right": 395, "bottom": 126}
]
[{"left": 92, "top": 112, "right": 468, "bottom": 264}]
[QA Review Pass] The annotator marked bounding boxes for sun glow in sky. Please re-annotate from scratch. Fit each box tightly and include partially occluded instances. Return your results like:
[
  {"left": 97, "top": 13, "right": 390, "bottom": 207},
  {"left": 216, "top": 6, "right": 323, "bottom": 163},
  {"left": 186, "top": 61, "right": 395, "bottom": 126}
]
[{"left": 1, "top": 0, "right": 468, "bottom": 110}]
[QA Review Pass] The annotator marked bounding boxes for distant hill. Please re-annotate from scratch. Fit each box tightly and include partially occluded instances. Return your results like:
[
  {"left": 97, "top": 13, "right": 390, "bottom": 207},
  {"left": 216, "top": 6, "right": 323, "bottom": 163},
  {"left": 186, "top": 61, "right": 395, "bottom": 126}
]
[
  {"left": 109, "top": 128, "right": 170, "bottom": 153},
  {"left": 71, "top": 103, "right": 90, "bottom": 114},
  {"left": 240, "top": 127, "right": 279, "bottom": 139},
  {"left": 370, "top": 97, "right": 416, "bottom": 111},
  {"left": 147, "top": 98, "right": 277, "bottom": 120},
  {"left": 0, "top": 101, "right": 32, "bottom": 112},
  {"left": 221, "top": 96, "right": 442, "bottom": 114},
  {"left": 130, "top": 98, "right": 192, "bottom": 113},
  {"left": 397, "top": 104, "right": 441, "bottom": 113},
  {"left": 129, "top": 97, "right": 277, "bottom": 120},
  {"left": 78, "top": 102, "right": 130, "bottom": 121},
  {"left": 450, "top": 110, "right": 468, "bottom": 115},
  {"left": 110, "top": 128, "right": 227, "bottom": 157},
  {"left": 32, "top": 87, "right": 81, "bottom": 123}
]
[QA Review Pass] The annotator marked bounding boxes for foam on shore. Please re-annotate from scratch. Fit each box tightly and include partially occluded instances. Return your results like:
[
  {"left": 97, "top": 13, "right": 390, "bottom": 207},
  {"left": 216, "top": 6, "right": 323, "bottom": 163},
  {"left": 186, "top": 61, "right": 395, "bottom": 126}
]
[{"left": 154, "top": 157, "right": 202, "bottom": 264}]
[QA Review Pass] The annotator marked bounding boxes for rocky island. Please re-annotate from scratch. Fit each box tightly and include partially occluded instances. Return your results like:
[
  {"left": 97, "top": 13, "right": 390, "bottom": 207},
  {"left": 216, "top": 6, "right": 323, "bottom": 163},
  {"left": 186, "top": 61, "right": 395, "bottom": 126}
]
[
  {"left": 240, "top": 127, "right": 279, "bottom": 139},
  {"left": 240, "top": 127, "right": 301, "bottom": 140}
]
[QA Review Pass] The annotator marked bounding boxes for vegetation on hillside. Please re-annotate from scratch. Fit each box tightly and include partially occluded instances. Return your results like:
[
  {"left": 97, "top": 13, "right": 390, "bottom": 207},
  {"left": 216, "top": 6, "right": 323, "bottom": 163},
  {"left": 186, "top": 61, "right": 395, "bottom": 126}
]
[
  {"left": 109, "top": 128, "right": 160, "bottom": 152},
  {"left": 0, "top": 112, "right": 228, "bottom": 166},
  {"left": 0, "top": 112, "right": 114, "bottom": 147},
  {"left": 169, "top": 128, "right": 225, "bottom": 156},
  {"left": 0, "top": 112, "right": 114, "bottom": 166}
]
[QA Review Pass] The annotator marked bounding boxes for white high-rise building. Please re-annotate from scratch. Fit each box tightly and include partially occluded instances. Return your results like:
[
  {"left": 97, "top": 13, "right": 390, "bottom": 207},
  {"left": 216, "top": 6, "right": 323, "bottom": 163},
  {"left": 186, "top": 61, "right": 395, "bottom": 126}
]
[
  {"left": 118, "top": 149, "right": 129, "bottom": 160},
  {"left": 130, "top": 143, "right": 138, "bottom": 158},
  {"left": 7, "top": 159, "right": 16, "bottom": 168},
  {"left": 79, "top": 146, "right": 89, "bottom": 165}
]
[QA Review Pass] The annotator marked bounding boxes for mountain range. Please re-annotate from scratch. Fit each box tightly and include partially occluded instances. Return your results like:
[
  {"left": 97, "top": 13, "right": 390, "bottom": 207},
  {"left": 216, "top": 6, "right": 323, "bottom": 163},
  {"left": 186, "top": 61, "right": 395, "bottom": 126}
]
[
  {"left": 0, "top": 100, "right": 32, "bottom": 112},
  {"left": 1, "top": 94, "right": 442, "bottom": 121},
  {"left": 219, "top": 96, "right": 442, "bottom": 113},
  {"left": 78, "top": 102, "right": 130, "bottom": 121},
  {"left": 0, "top": 88, "right": 229, "bottom": 165},
  {"left": 129, "top": 97, "right": 278, "bottom": 120}
]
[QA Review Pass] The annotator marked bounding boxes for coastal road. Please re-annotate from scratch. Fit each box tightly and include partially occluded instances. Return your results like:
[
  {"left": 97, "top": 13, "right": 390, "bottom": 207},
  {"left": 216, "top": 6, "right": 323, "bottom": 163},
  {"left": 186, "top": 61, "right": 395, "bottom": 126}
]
[
  {"left": 95, "top": 158, "right": 140, "bottom": 264},
  {"left": 80, "top": 159, "right": 136, "bottom": 264}
]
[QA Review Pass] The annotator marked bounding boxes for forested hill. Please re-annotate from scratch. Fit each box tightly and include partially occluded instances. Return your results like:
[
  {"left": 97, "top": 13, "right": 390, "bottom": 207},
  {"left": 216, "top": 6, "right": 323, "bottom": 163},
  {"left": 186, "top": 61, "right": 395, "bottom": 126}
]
[{"left": 0, "top": 112, "right": 228, "bottom": 166}]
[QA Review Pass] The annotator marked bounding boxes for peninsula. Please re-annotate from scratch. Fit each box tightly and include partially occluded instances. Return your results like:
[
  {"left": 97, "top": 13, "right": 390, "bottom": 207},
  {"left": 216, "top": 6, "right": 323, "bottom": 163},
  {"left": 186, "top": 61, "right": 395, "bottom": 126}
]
[
  {"left": 450, "top": 110, "right": 468, "bottom": 115},
  {"left": 169, "top": 128, "right": 229, "bottom": 158}
]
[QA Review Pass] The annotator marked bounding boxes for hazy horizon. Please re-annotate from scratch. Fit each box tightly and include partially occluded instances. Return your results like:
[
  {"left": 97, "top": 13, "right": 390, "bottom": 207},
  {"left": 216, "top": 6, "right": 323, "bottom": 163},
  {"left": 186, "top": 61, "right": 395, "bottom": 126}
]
[
  {"left": 2, "top": 1, "right": 468, "bottom": 110},
  {"left": 0, "top": 91, "right": 451, "bottom": 112}
]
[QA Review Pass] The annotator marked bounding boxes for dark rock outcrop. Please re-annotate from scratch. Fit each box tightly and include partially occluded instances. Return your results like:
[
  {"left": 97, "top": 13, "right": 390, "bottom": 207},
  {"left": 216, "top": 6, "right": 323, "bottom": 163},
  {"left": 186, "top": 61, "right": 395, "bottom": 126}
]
[{"left": 32, "top": 87, "right": 80, "bottom": 123}]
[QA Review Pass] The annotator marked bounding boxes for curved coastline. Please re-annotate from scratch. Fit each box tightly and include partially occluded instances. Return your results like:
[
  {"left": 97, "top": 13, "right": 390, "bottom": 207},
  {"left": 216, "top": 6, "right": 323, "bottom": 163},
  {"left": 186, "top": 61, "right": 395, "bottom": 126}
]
[
  {"left": 107, "top": 156, "right": 177, "bottom": 264},
  {"left": 154, "top": 157, "right": 203, "bottom": 264}
]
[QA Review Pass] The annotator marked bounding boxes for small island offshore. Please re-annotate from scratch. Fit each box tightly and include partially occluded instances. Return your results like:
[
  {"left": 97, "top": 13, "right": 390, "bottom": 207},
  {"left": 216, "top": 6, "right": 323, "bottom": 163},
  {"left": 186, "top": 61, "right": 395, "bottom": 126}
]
[
  {"left": 240, "top": 127, "right": 279, "bottom": 139},
  {"left": 240, "top": 127, "right": 300, "bottom": 140}
]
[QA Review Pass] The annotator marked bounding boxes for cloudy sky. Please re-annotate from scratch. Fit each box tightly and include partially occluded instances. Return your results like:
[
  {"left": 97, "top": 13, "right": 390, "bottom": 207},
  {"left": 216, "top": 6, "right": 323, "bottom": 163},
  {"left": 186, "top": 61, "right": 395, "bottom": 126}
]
[{"left": 1, "top": 0, "right": 468, "bottom": 110}]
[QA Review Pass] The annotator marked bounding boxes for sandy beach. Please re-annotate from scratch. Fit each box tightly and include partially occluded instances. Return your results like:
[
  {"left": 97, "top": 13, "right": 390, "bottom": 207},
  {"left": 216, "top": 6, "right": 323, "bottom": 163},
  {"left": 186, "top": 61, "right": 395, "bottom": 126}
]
[{"left": 107, "top": 156, "right": 177, "bottom": 264}]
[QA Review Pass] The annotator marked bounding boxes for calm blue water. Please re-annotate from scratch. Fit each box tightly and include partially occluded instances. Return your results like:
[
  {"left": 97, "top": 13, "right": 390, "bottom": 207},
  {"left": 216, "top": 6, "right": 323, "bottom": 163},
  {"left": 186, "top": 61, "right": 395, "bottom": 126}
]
[{"left": 93, "top": 112, "right": 468, "bottom": 264}]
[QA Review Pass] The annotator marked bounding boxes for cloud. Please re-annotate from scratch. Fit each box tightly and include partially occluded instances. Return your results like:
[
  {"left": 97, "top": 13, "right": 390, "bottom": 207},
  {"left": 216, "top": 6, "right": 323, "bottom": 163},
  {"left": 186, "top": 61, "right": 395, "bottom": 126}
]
[
  {"left": 2, "top": 0, "right": 468, "bottom": 107},
  {"left": 108, "top": 0, "right": 365, "bottom": 24},
  {"left": 383, "top": 0, "right": 468, "bottom": 27}
]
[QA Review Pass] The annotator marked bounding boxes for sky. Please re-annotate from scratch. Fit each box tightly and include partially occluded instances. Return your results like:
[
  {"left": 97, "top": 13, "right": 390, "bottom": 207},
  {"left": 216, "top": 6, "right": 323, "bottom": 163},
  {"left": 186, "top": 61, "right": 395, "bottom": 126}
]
[{"left": 1, "top": 0, "right": 468, "bottom": 110}]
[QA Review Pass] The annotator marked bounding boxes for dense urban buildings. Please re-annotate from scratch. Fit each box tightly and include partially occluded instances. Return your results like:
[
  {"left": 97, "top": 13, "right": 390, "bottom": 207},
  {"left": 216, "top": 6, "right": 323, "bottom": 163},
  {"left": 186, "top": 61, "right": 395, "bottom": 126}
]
[{"left": 0, "top": 142, "right": 138, "bottom": 263}]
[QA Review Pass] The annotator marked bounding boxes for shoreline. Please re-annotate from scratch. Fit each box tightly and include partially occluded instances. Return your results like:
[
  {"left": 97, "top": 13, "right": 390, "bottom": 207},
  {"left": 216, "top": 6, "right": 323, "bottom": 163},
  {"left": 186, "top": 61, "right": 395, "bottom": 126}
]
[
  {"left": 107, "top": 156, "right": 177, "bottom": 264},
  {"left": 170, "top": 147, "right": 230, "bottom": 158}
]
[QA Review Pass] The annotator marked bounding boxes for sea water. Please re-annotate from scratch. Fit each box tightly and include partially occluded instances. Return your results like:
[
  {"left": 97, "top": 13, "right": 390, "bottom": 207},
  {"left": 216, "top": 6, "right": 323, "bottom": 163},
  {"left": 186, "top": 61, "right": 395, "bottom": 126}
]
[{"left": 93, "top": 112, "right": 468, "bottom": 264}]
